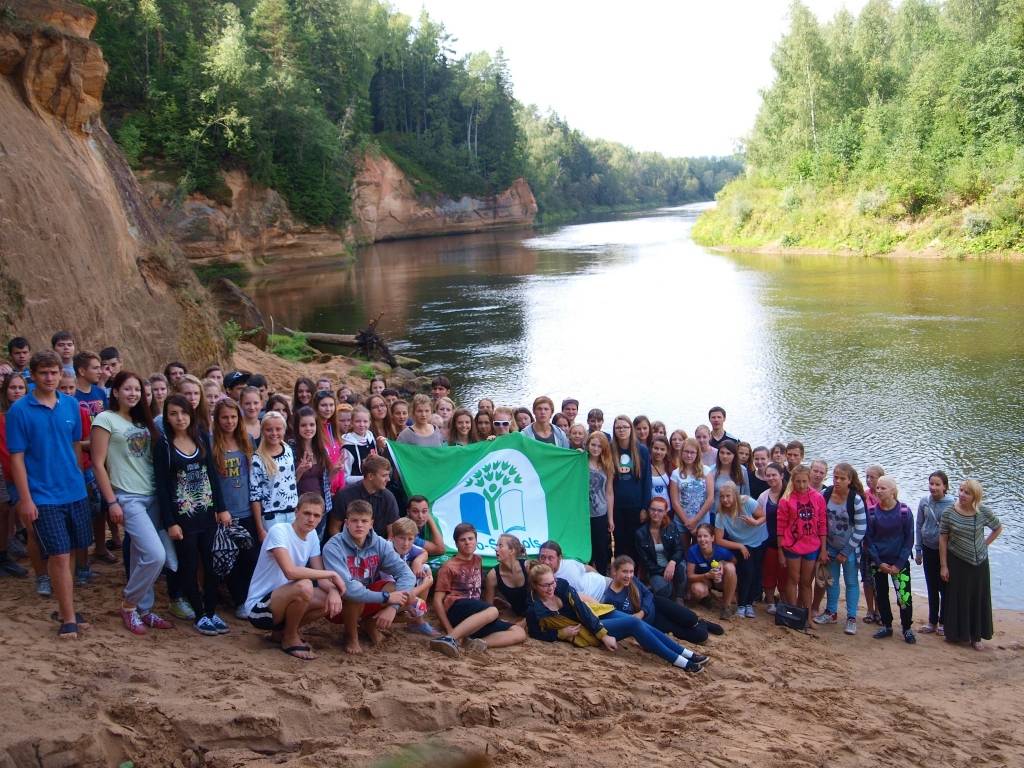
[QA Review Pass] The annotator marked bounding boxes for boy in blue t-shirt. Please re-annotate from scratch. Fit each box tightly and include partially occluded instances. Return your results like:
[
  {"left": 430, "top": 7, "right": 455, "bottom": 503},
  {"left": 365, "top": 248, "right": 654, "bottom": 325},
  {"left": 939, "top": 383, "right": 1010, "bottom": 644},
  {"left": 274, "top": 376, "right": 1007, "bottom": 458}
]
[
  {"left": 73, "top": 351, "right": 107, "bottom": 417},
  {"left": 390, "top": 517, "right": 438, "bottom": 636},
  {"left": 7, "top": 350, "right": 90, "bottom": 638},
  {"left": 685, "top": 524, "right": 738, "bottom": 618}
]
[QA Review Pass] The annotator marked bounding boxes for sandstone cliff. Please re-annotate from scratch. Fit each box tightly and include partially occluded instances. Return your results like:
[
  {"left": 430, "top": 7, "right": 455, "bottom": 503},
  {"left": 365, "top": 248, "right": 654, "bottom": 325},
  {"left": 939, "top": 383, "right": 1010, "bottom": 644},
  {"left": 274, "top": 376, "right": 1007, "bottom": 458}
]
[
  {"left": 0, "top": 0, "right": 223, "bottom": 372},
  {"left": 141, "top": 169, "right": 350, "bottom": 266},
  {"left": 351, "top": 152, "right": 538, "bottom": 243},
  {"left": 143, "top": 152, "right": 538, "bottom": 265}
]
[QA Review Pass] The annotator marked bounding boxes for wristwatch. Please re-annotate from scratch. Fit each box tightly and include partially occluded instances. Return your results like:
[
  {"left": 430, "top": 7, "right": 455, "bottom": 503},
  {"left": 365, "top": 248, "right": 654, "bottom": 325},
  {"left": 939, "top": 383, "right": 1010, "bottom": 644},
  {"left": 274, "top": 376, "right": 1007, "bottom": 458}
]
[{"left": 381, "top": 589, "right": 391, "bottom": 605}]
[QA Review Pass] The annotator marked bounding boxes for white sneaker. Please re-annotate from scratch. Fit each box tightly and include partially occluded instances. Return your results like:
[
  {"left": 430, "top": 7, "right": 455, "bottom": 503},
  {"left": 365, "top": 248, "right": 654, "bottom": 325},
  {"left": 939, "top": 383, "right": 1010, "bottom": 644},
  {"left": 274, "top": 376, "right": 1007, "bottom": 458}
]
[
  {"left": 844, "top": 617, "right": 857, "bottom": 635},
  {"left": 766, "top": 602, "right": 777, "bottom": 615},
  {"left": 745, "top": 605, "right": 756, "bottom": 619}
]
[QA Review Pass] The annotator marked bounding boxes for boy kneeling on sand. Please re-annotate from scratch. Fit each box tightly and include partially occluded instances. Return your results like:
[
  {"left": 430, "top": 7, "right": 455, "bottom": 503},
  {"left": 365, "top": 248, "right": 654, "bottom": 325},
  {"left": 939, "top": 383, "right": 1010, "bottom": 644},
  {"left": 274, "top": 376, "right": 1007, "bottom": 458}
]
[
  {"left": 390, "top": 517, "right": 441, "bottom": 636},
  {"left": 243, "top": 493, "right": 345, "bottom": 660},
  {"left": 430, "top": 523, "right": 527, "bottom": 658},
  {"left": 322, "top": 500, "right": 418, "bottom": 654}
]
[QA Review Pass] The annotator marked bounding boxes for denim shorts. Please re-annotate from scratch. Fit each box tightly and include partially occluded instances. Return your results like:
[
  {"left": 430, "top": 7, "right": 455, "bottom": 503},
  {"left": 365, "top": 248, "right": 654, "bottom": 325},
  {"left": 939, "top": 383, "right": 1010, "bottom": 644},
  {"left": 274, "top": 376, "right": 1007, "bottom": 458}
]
[
  {"left": 34, "top": 498, "right": 92, "bottom": 556},
  {"left": 784, "top": 548, "right": 819, "bottom": 561}
]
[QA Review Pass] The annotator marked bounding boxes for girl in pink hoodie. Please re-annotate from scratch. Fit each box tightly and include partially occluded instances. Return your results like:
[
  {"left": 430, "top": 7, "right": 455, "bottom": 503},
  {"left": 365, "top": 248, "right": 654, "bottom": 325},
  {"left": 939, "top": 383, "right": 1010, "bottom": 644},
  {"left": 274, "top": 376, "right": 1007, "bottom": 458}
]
[{"left": 777, "top": 464, "right": 827, "bottom": 612}]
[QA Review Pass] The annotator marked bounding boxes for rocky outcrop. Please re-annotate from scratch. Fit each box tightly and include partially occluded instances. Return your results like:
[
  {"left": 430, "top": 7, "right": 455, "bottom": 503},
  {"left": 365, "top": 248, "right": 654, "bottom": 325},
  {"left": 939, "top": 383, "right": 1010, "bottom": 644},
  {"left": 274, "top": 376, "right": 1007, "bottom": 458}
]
[
  {"left": 0, "top": 0, "right": 223, "bottom": 373},
  {"left": 351, "top": 152, "right": 538, "bottom": 243},
  {"left": 0, "top": 0, "right": 106, "bottom": 132},
  {"left": 142, "top": 169, "right": 350, "bottom": 265},
  {"left": 145, "top": 154, "right": 539, "bottom": 265},
  {"left": 209, "top": 278, "right": 268, "bottom": 350}
]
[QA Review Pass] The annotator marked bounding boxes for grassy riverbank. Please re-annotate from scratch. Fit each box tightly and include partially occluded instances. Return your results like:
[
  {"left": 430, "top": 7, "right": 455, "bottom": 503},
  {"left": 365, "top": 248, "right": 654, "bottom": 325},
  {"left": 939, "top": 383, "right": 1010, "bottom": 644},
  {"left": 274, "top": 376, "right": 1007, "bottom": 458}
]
[{"left": 692, "top": 175, "right": 1024, "bottom": 259}]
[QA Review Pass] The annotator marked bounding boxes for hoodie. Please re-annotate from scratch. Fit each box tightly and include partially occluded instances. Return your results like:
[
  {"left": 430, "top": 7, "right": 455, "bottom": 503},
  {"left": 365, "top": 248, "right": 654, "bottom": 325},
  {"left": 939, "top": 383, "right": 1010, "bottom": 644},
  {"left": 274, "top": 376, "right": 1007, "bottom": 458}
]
[
  {"left": 322, "top": 527, "right": 415, "bottom": 604},
  {"left": 916, "top": 493, "right": 954, "bottom": 554},
  {"left": 342, "top": 430, "right": 376, "bottom": 486}
]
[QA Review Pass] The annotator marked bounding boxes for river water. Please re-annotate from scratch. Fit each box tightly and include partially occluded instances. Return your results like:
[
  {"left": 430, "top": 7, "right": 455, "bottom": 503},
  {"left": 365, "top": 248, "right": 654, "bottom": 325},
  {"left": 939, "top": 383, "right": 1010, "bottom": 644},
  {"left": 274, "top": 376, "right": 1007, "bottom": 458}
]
[{"left": 245, "top": 203, "right": 1024, "bottom": 608}]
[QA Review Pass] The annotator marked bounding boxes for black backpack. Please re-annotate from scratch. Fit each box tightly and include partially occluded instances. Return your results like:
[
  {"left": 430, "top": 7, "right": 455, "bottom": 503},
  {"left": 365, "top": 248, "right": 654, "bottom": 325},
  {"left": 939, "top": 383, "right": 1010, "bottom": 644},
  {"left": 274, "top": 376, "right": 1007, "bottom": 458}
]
[{"left": 822, "top": 486, "right": 863, "bottom": 527}]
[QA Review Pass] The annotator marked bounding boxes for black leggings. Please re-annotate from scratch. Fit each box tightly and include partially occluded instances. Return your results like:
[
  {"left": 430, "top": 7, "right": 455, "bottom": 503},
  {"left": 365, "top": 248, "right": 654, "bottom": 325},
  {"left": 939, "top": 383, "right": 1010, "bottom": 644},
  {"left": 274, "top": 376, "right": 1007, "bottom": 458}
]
[
  {"left": 873, "top": 563, "right": 913, "bottom": 631},
  {"left": 734, "top": 543, "right": 766, "bottom": 606},
  {"left": 227, "top": 517, "right": 260, "bottom": 607},
  {"left": 922, "top": 546, "right": 945, "bottom": 626},
  {"left": 590, "top": 515, "right": 611, "bottom": 575},
  {"left": 174, "top": 527, "right": 218, "bottom": 619},
  {"left": 612, "top": 505, "right": 642, "bottom": 562},
  {"left": 649, "top": 595, "right": 708, "bottom": 644}
]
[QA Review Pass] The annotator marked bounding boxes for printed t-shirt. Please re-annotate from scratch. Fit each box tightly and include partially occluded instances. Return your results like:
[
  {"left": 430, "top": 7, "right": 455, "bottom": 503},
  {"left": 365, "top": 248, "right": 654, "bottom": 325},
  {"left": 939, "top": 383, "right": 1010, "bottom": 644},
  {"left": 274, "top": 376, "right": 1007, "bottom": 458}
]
[
  {"left": 435, "top": 554, "right": 483, "bottom": 610},
  {"left": 91, "top": 411, "right": 154, "bottom": 494}
]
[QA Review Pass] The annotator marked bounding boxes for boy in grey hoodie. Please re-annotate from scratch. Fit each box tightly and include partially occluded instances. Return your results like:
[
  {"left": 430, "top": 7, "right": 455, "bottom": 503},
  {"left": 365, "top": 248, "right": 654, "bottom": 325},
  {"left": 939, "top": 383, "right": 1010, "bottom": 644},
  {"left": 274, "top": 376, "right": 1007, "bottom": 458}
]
[{"left": 322, "top": 499, "right": 416, "bottom": 653}]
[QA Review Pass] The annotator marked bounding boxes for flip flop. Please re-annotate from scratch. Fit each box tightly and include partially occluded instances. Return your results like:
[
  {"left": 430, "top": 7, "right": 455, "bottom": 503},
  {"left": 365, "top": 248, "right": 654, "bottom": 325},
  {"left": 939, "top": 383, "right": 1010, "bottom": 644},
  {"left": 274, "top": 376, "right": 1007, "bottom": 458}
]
[
  {"left": 58, "top": 622, "right": 79, "bottom": 639},
  {"left": 95, "top": 551, "right": 119, "bottom": 564},
  {"left": 281, "top": 644, "right": 315, "bottom": 660}
]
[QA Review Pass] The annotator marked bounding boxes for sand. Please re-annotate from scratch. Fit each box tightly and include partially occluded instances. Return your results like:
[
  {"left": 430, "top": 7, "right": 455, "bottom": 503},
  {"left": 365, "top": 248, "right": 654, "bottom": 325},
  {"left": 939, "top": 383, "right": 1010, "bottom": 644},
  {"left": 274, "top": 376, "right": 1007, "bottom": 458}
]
[{"left": 2, "top": 561, "right": 1023, "bottom": 768}]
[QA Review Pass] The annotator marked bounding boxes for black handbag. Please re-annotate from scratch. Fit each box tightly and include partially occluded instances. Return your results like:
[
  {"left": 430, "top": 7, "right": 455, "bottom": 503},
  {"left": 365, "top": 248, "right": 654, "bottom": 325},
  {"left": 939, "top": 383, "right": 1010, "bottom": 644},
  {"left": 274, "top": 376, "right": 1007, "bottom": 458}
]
[{"left": 774, "top": 601, "right": 809, "bottom": 630}]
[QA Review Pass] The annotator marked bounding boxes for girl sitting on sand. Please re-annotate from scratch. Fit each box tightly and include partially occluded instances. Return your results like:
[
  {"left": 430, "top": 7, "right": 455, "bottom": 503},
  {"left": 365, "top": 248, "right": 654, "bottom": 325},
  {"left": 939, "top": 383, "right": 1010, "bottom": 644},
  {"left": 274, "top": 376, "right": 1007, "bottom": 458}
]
[
  {"left": 603, "top": 555, "right": 717, "bottom": 644},
  {"left": 525, "top": 563, "right": 707, "bottom": 673},
  {"left": 483, "top": 533, "right": 532, "bottom": 617}
]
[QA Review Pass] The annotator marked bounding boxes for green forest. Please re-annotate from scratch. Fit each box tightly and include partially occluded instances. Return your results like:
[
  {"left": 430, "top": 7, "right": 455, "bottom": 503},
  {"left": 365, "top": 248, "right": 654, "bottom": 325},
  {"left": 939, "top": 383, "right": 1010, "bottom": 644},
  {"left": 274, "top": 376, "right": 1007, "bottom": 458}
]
[
  {"left": 694, "top": 0, "right": 1024, "bottom": 256},
  {"left": 83, "top": 0, "right": 740, "bottom": 226}
]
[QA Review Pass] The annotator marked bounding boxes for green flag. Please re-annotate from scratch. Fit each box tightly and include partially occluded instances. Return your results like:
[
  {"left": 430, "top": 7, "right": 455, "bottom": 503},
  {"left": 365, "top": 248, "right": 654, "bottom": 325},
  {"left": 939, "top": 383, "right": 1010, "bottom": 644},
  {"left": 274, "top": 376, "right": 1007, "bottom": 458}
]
[{"left": 389, "top": 432, "right": 590, "bottom": 562}]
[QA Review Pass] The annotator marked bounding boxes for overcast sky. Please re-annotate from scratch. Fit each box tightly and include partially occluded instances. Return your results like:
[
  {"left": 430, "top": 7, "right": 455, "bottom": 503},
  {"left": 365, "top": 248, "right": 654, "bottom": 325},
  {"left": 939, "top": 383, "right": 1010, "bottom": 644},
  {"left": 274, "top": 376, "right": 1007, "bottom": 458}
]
[{"left": 390, "top": 0, "right": 869, "bottom": 158}]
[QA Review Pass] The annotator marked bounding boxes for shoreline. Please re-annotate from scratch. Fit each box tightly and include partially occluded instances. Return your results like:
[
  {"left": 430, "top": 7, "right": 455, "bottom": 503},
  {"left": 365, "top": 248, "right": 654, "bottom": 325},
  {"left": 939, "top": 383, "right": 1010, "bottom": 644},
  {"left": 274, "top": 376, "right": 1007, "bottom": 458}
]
[{"left": 699, "top": 241, "right": 1024, "bottom": 261}]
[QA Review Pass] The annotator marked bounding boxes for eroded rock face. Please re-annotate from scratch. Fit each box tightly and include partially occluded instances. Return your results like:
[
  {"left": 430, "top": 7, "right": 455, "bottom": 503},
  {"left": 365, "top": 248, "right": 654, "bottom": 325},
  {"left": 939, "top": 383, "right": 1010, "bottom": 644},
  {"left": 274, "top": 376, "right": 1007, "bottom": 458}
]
[
  {"left": 351, "top": 152, "right": 538, "bottom": 242},
  {"left": 142, "top": 169, "right": 349, "bottom": 265},
  {"left": 209, "top": 278, "right": 268, "bottom": 350},
  {"left": 0, "top": 0, "right": 107, "bottom": 133},
  {"left": 0, "top": 1, "right": 223, "bottom": 372}
]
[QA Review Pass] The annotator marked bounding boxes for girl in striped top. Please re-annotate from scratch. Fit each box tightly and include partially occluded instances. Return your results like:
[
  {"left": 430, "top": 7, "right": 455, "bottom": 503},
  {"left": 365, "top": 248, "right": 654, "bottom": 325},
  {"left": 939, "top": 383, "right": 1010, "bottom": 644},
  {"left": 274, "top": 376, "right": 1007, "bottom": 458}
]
[{"left": 939, "top": 479, "right": 1002, "bottom": 650}]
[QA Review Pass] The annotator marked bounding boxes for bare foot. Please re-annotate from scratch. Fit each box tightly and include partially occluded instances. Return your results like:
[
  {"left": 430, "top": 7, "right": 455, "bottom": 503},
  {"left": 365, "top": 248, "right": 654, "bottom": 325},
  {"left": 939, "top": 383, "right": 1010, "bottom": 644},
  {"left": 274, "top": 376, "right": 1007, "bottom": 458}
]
[
  {"left": 365, "top": 622, "right": 384, "bottom": 646},
  {"left": 344, "top": 637, "right": 363, "bottom": 654}
]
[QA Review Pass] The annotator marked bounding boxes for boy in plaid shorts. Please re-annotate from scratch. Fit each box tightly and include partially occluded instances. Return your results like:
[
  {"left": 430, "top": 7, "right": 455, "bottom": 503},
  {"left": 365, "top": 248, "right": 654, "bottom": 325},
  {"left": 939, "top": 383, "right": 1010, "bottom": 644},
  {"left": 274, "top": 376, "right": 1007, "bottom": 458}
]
[{"left": 7, "top": 350, "right": 90, "bottom": 638}]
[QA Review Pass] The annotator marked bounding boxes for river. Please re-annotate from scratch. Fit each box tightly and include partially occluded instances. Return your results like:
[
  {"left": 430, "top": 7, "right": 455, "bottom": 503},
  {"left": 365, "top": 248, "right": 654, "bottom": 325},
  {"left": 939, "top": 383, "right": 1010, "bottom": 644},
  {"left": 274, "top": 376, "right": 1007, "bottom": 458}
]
[{"left": 244, "top": 203, "right": 1024, "bottom": 608}]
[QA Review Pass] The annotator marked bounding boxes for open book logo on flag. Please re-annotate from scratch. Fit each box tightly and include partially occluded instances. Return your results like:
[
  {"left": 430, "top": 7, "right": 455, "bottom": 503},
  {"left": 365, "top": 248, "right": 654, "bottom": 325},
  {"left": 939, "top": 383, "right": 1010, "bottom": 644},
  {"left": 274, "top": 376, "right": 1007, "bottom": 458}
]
[
  {"left": 433, "top": 449, "right": 547, "bottom": 539},
  {"left": 390, "top": 432, "right": 588, "bottom": 560}
]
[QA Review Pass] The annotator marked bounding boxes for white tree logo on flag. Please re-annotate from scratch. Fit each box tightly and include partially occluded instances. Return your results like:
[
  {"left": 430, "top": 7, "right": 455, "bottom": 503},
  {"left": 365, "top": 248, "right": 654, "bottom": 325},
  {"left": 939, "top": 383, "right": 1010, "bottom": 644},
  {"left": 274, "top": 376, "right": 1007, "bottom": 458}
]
[
  {"left": 465, "top": 460, "right": 524, "bottom": 533},
  {"left": 432, "top": 448, "right": 548, "bottom": 552}
]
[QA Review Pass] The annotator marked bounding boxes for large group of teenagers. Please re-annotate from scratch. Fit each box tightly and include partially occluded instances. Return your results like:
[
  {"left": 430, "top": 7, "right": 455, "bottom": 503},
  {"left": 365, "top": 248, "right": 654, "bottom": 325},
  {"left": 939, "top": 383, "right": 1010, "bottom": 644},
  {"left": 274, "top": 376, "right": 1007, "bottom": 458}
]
[{"left": 0, "top": 329, "right": 1004, "bottom": 671}]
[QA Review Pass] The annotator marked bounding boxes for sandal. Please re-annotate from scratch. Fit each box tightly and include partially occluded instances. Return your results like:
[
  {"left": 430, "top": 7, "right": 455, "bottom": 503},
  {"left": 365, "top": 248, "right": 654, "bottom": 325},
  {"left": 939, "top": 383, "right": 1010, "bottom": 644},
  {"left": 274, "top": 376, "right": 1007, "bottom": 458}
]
[
  {"left": 281, "top": 644, "right": 315, "bottom": 661},
  {"left": 57, "top": 622, "right": 79, "bottom": 639},
  {"left": 94, "top": 550, "right": 119, "bottom": 564},
  {"left": 919, "top": 623, "right": 936, "bottom": 634},
  {"left": 862, "top": 613, "right": 876, "bottom": 624},
  {"left": 50, "top": 611, "right": 90, "bottom": 629}
]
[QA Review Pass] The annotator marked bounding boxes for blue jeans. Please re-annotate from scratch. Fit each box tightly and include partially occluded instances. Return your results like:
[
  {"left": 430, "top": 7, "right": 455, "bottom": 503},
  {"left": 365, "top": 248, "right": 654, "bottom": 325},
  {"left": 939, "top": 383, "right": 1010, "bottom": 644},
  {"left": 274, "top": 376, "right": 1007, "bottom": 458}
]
[
  {"left": 602, "top": 610, "right": 686, "bottom": 664},
  {"left": 825, "top": 546, "right": 860, "bottom": 619}
]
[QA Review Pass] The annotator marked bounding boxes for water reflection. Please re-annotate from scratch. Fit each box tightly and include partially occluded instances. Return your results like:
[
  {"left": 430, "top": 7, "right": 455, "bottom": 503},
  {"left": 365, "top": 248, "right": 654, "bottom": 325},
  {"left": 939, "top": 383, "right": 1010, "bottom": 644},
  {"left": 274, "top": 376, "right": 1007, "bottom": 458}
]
[{"left": 245, "top": 206, "right": 1024, "bottom": 605}]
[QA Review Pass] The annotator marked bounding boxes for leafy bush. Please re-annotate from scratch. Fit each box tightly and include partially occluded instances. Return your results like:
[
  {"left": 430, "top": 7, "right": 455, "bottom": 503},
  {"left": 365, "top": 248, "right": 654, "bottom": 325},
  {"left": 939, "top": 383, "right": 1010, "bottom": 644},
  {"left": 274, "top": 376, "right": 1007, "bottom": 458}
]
[
  {"left": 730, "top": 196, "right": 754, "bottom": 227},
  {"left": 222, "top": 320, "right": 242, "bottom": 356},
  {"left": 780, "top": 232, "right": 801, "bottom": 246},
  {"left": 962, "top": 209, "right": 991, "bottom": 237},
  {"left": 855, "top": 188, "right": 889, "bottom": 217},
  {"left": 781, "top": 187, "right": 802, "bottom": 211},
  {"left": 267, "top": 333, "right": 317, "bottom": 362},
  {"left": 116, "top": 120, "right": 145, "bottom": 168}
]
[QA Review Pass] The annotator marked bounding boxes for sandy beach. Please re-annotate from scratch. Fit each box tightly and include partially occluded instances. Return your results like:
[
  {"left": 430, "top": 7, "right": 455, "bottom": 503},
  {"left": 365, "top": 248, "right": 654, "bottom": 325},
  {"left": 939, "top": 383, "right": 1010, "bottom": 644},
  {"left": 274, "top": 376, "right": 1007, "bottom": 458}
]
[{"left": 2, "top": 558, "right": 1022, "bottom": 768}]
